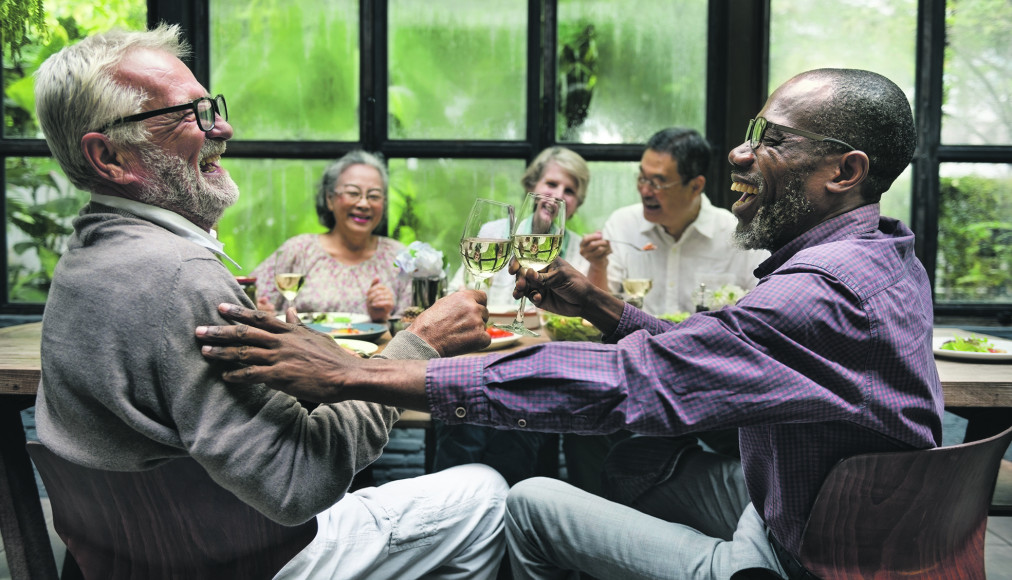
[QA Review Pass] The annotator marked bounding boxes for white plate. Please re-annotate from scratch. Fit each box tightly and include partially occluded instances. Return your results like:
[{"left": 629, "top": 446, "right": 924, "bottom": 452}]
[
  {"left": 333, "top": 338, "right": 379, "bottom": 358},
  {"left": 932, "top": 337, "right": 1012, "bottom": 361},
  {"left": 279, "top": 312, "right": 370, "bottom": 327},
  {"left": 483, "top": 333, "right": 521, "bottom": 351}
]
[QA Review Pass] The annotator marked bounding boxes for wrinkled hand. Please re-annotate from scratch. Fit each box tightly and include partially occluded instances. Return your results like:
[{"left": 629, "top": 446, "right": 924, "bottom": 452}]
[
  {"left": 509, "top": 257, "right": 624, "bottom": 334},
  {"left": 406, "top": 290, "right": 492, "bottom": 357},
  {"left": 365, "top": 277, "right": 395, "bottom": 322},
  {"left": 579, "top": 231, "right": 612, "bottom": 264},
  {"left": 196, "top": 304, "right": 364, "bottom": 401}
]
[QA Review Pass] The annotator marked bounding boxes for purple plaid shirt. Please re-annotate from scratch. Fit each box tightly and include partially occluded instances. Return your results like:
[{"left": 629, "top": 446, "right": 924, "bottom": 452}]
[{"left": 427, "top": 203, "right": 943, "bottom": 555}]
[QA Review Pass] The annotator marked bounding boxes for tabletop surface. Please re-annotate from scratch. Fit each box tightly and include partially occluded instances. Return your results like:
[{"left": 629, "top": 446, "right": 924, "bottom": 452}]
[{"left": 3, "top": 322, "right": 1010, "bottom": 407}]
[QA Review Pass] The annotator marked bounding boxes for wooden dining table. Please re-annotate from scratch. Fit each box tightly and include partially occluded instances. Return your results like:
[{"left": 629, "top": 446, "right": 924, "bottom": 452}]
[{"left": 1, "top": 321, "right": 1010, "bottom": 579}]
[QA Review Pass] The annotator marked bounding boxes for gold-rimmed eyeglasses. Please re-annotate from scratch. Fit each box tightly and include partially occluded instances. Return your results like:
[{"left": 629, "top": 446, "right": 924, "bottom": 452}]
[
  {"left": 746, "top": 116, "right": 855, "bottom": 151},
  {"left": 334, "top": 186, "right": 385, "bottom": 204}
]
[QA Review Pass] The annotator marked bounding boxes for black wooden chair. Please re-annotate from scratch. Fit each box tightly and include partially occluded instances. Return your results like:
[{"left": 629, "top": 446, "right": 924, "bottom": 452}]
[
  {"left": 27, "top": 442, "right": 317, "bottom": 580},
  {"left": 796, "top": 424, "right": 1012, "bottom": 580}
]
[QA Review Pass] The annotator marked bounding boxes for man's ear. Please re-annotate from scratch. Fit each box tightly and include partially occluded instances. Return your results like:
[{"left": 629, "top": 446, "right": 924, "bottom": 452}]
[
  {"left": 827, "top": 150, "right": 869, "bottom": 194},
  {"left": 80, "top": 132, "right": 138, "bottom": 184},
  {"left": 689, "top": 174, "right": 706, "bottom": 196}
]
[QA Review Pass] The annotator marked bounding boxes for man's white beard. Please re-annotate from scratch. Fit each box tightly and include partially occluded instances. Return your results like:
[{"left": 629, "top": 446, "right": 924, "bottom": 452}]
[
  {"left": 734, "top": 171, "right": 814, "bottom": 252},
  {"left": 134, "top": 141, "right": 239, "bottom": 226}
]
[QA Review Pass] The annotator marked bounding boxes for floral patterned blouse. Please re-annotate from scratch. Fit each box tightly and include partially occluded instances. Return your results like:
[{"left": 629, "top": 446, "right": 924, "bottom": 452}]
[{"left": 250, "top": 234, "right": 413, "bottom": 319}]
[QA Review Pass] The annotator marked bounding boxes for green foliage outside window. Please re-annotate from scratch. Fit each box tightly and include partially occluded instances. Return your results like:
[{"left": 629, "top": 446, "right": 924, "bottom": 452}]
[
  {"left": 936, "top": 174, "right": 1012, "bottom": 303},
  {"left": 4, "top": 0, "right": 145, "bottom": 303}
]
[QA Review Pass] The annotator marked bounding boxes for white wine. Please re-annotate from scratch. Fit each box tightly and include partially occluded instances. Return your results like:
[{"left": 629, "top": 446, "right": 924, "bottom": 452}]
[
  {"left": 275, "top": 272, "right": 305, "bottom": 302},
  {"left": 622, "top": 278, "right": 653, "bottom": 297},
  {"left": 513, "top": 234, "right": 563, "bottom": 271},
  {"left": 461, "top": 238, "right": 512, "bottom": 280}
]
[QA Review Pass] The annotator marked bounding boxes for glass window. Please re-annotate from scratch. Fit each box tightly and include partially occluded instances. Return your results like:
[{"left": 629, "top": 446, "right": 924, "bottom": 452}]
[
  {"left": 210, "top": 0, "right": 360, "bottom": 141},
  {"left": 3, "top": 0, "right": 147, "bottom": 139},
  {"left": 768, "top": 0, "right": 916, "bottom": 223},
  {"left": 6, "top": 157, "right": 89, "bottom": 304},
  {"left": 557, "top": 0, "right": 707, "bottom": 144},
  {"left": 579, "top": 160, "right": 640, "bottom": 232},
  {"left": 941, "top": 0, "right": 1012, "bottom": 145},
  {"left": 215, "top": 159, "right": 332, "bottom": 275},
  {"left": 388, "top": 0, "right": 527, "bottom": 140},
  {"left": 934, "top": 163, "right": 1012, "bottom": 304},
  {"left": 386, "top": 158, "right": 524, "bottom": 275}
]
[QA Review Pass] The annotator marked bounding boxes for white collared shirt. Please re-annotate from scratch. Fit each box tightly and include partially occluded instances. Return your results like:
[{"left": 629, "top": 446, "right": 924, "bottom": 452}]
[
  {"left": 600, "top": 194, "right": 769, "bottom": 315},
  {"left": 90, "top": 193, "right": 240, "bottom": 268}
]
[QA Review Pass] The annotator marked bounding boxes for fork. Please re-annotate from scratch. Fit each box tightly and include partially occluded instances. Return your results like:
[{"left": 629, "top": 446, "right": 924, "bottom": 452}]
[{"left": 608, "top": 239, "right": 656, "bottom": 252}]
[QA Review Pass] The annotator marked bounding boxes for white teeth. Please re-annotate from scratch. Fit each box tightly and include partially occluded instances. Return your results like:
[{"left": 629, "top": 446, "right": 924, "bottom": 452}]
[{"left": 731, "top": 181, "right": 758, "bottom": 195}]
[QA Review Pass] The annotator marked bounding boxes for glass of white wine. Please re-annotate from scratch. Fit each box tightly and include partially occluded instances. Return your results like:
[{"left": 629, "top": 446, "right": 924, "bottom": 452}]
[
  {"left": 460, "top": 199, "right": 515, "bottom": 290},
  {"left": 495, "top": 192, "right": 566, "bottom": 337},
  {"left": 273, "top": 251, "right": 305, "bottom": 312},
  {"left": 621, "top": 278, "right": 652, "bottom": 309}
]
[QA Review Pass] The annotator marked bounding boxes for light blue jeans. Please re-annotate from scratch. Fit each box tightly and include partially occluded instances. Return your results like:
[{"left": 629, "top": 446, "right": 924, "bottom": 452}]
[
  {"left": 505, "top": 455, "right": 786, "bottom": 579},
  {"left": 276, "top": 463, "right": 508, "bottom": 580}
]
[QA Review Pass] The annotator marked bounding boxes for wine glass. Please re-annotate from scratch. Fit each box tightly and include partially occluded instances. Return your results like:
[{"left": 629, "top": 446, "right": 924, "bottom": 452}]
[
  {"left": 621, "top": 278, "right": 653, "bottom": 309},
  {"left": 459, "top": 199, "right": 515, "bottom": 290},
  {"left": 495, "top": 192, "right": 566, "bottom": 337},
  {"left": 273, "top": 251, "right": 305, "bottom": 313}
]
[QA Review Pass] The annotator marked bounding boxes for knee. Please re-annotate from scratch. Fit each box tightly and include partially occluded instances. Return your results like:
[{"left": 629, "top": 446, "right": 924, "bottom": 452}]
[{"left": 449, "top": 462, "right": 510, "bottom": 500}]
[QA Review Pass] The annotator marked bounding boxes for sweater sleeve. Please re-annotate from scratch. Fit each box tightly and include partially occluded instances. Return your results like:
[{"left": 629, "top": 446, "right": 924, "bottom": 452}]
[{"left": 160, "top": 255, "right": 399, "bottom": 525}]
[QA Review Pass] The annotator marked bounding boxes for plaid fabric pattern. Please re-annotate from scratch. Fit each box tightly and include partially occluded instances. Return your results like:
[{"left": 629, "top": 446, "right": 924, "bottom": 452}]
[{"left": 427, "top": 203, "right": 943, "bottom": 554}]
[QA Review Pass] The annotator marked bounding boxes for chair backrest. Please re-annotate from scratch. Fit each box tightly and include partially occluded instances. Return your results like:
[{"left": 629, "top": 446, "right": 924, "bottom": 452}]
[
  {"left": 27, "top": 442, "right": 317, "bottom": 580},
  {"left": 798, "top": 424, "right": 1012, "bottom": 580}
]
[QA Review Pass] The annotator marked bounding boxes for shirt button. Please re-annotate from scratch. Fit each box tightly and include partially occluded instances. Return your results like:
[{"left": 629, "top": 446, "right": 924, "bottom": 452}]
[
  {"left": 517, "top": 419, "right": 527, "bottom": 428},
  {"left": 455, "top": 407, "right": 466, "bottom": 418}
]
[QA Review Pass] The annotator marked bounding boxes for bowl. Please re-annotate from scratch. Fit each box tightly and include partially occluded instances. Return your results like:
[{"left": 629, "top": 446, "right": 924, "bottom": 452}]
[{"left": 540, "top": 313, "right": 603, "bottom": 342}]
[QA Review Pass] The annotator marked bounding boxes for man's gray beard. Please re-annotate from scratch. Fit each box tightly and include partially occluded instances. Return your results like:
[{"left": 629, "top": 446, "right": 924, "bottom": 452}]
[
  {"left": 733, "top": 171, "right": 814, "bottom": 251},
  {"left": 134, "top": 142, "right": 239, "bottom": 226}
]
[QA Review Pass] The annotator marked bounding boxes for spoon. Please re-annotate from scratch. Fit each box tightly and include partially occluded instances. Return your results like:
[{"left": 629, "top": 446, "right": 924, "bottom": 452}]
[{"left": 608, "top": 240, "right": 656, "bottom": 252}]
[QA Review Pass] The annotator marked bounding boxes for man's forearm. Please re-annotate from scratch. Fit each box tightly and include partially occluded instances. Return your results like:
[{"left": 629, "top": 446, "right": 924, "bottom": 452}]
[{"left": 341, "top": 359, "right": 431, "bottom": 411}]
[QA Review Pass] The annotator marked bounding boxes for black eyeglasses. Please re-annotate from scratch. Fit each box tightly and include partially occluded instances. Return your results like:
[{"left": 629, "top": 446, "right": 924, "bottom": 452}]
[
  {"left": 101, "top": 95, "right": 227, "bottom": 133},
  {"left": 746, "top": 116, "right": 854, "bottom": 151}
]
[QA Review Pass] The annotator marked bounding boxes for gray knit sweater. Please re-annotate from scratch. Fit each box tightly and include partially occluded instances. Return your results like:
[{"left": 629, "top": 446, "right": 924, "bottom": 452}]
[{"left": 36, "top": 204, "right": 437, "bottom": 525}]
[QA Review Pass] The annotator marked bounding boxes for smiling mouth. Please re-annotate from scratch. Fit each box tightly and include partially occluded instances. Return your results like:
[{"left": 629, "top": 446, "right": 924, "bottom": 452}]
[
  {"left": 731, "top": 181, "right": 758, "bottom": 209},
  {"left": 199, "top": 154, "right": 221, "bottom": 174}
]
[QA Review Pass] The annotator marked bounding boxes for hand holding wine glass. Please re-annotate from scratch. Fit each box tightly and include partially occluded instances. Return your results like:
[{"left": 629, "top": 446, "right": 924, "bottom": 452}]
[
  {"left": 496, "top": 192, "right": 566, "bottom": 337},
  {"left": 459, "top": 199, "right": 515, "bottom": 290}
]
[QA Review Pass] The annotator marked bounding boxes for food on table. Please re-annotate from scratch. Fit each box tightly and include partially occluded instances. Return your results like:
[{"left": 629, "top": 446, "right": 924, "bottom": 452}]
[
  {"left": 329, "top": 327, "right": 362, "bottom": 335},
  {"left": 486, "top": 326, "right": 514, "bottom": 339},
  {"left": 940, "top": 336, "right": 1007, "bottom": 354},
  {"left": 401, "top": 306, "right": 424, "bottom": 325},
  {"left": 542, "top": 314, "right": 603, "bottom": 342},
  {"left": 302, "top": 312, "right": 354, "bottom": 325},
  {"left": 658, "top": 312, "right": 691, "bottom": 323}
]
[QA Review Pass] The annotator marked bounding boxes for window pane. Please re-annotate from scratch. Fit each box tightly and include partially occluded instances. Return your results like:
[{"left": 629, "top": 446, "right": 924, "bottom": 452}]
[
  {"left": 6, "top": 157, "right": 89, "bottom": 304},
  {"left": 386, "top": 158, "right": 524, "bottom": 275},
  {"left": 769, "top": 0, "right": 916, "bottom": 98},
  {"left": 215, "top": 159, "right": 332, "bottom": 276},
  {"left": 578, "top": 161, "right": 641, "bottom": 232},
  {"left": 210, "top": 0, "right": 359, "bottom": 141},
  {"left": 557, "top": 0, "right": 706, "bottom": 144},
  {"left": 388, "top": 0, "right": 526, "bottom": 140},
  {"left": 935, "top": 163, "right": 1012, "bottom": 304},
  {"left": 769, "top": 0, "right": 915, "bottom": 225},
  {"left": 941, "top": 0, "right": 1012, "bottom": 145},
  {"left": 3, "top": 0, "right": 147, "bottom": 138}
]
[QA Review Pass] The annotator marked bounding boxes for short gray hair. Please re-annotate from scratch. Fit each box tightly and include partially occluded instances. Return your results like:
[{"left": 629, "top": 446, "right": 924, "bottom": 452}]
[
  {"left": 34, "top": 24, "right": 189, "bottom": 191},
  {"left": 315, "top": 150, "right": 389, "bottom": 230}
]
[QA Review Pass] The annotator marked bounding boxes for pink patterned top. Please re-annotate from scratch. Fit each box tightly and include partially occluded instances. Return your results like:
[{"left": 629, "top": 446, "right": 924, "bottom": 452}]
[{"left": 250, "top": 234, "right": 413, "bottom": 319}]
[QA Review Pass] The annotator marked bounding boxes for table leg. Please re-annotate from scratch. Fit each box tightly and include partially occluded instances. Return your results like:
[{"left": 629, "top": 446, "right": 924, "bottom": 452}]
[{"left": 0, "top": 398, "right": 59, "bottom": 580}]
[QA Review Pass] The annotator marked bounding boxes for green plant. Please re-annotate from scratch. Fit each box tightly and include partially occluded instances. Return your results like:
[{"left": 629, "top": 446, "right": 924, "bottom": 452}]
[{"left": 936, "top": 175, "right": 1012, "bottom": 302}]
